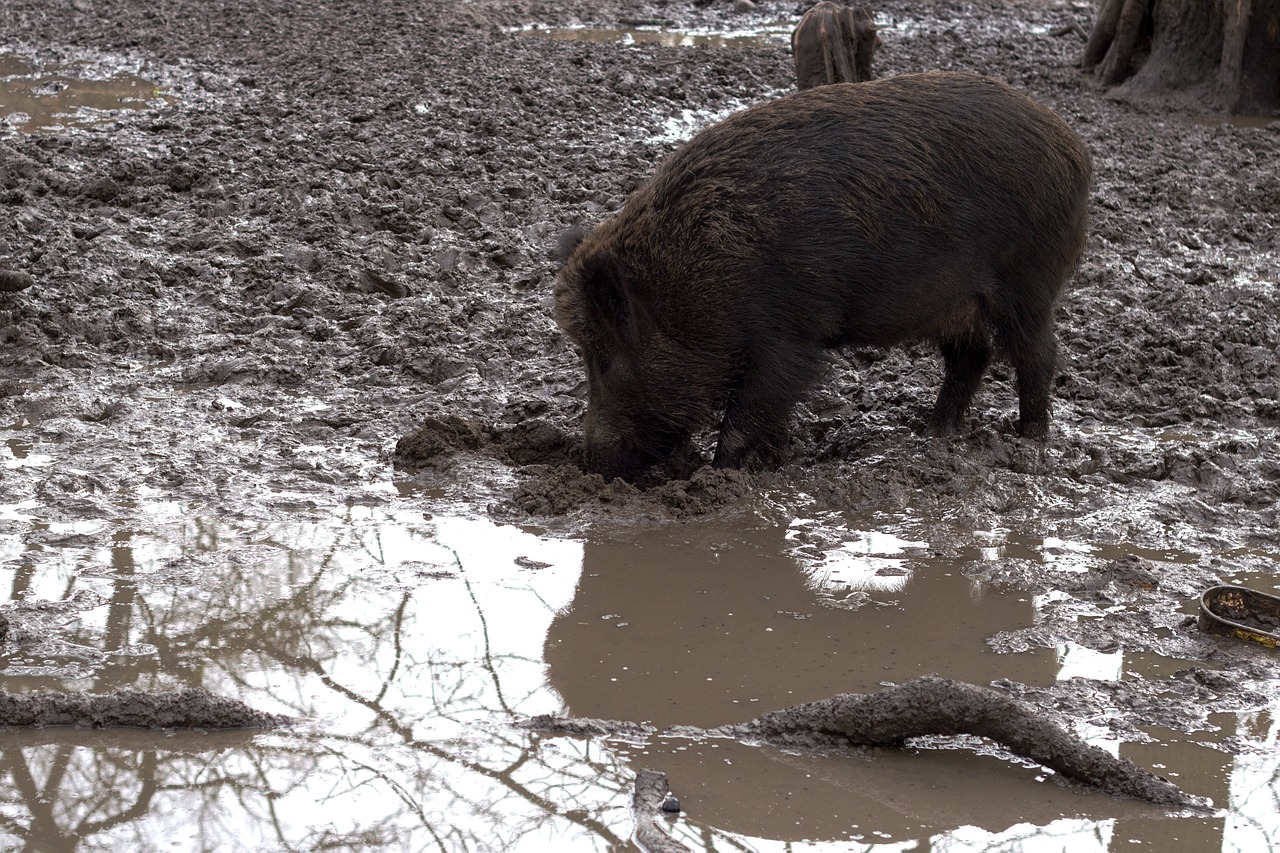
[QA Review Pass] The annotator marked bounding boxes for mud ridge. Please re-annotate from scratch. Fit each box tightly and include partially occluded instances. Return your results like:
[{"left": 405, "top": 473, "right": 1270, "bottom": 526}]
[
  {"left": 522, "top": 675, "right": 1207, "bottom": 810},
  {"left": 632, "top": 769, "right": 689, "bottom": 853},
  {"left": 0, "top": 688, "right": 291, "bottom": 730}
]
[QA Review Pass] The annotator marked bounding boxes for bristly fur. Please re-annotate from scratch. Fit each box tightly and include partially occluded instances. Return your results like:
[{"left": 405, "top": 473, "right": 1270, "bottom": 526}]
[
  {"left": 555, "top": 224, "right": 589, "bottom": 267},
  {"left": 553, "top": 72, "right": 1092, "bottom": 482}
]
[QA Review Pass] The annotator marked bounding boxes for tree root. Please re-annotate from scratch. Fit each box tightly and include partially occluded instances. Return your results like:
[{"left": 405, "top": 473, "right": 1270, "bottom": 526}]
[
  {"left": 0, "top": 688, "right": 291, "bottom": 730},
  {"left": 1096, "top": 0, "right": 1149, "bottom": 85},
  {"left": 521, "top": 676, "right": 1209, "bottom": 812},
  {"left": 1081, "top": 0, "right": 1280, "bottom": 114}
]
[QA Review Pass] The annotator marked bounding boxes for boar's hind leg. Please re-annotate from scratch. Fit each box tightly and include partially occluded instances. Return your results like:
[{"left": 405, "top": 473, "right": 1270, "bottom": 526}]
[
  {"left": 712, "top": 349, "right": 823, "bottom": 470},
  {"left": 928, "top": 334, "right": 993, "bottom": 436},
  {"left": 1010, "top": 322, "right": 1058, "bottom": 439}
]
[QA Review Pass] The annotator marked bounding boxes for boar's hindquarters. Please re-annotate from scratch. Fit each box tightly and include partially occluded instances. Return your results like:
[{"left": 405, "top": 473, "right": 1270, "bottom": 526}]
[{"left": 691, "top": 79, "right": 1090, "bottom": 460}]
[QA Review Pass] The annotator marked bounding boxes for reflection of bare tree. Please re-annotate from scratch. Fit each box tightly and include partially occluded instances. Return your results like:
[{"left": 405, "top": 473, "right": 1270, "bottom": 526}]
[
  {"left": 0, "top": 511, "right": 655, "bottom": 851},
  {"left": 0, "top": 746, "right": 157, "bottom": 850},
  {"left": 240, "top": 544, "right": 632, "bottom": 849}
]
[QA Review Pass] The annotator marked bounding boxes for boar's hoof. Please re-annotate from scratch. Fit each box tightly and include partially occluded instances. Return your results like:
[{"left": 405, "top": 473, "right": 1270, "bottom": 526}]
[
  {"left": 662, "top": 439, "right": 706, "bottom": 481},
  {"left": 924, "top": 421, "right": 958, "bottom": 439},
  {"left": 1017, "top": 417, "right": 1051, "bottom": 440},
  {"left": 712, "top": 428, "right": 787, "bottom": 472}
]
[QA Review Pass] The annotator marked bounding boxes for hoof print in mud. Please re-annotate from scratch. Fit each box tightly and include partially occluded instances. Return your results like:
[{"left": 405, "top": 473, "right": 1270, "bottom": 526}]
[{"left": 358, "top": 268, "right": 411, "bottom": 299}]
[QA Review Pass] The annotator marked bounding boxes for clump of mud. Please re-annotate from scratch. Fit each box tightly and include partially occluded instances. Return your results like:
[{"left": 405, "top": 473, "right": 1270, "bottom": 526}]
[
  {"left": 505, "top": 462, "right": 757, "bottom": 519},
  {"left": 0, "top": 269, "right": 34, "bottom": 291},
  {"left": 397, "top": 413, "right": 759, "bottom": 519},
  {"left": 394, "top": 413, "right": 580, "bottom": 468},
  {"left": 0, "top": 688, "right": 289, "bottom": 730},
  {"left": 504, "top": 464, "right": 635, "bottom": 516}
]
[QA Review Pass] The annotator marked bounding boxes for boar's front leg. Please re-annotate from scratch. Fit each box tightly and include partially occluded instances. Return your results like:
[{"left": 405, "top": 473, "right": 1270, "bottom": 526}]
[
  {"left": 712, "top": 346, "right": 823, "bottom": 470},
  {"left": 928, "top": 333, "right": 993, "bottom": 436}
]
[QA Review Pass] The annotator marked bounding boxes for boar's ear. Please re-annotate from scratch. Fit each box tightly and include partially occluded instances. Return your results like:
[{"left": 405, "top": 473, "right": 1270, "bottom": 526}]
[
  {"left": 579, "top": 250, "right": 643, "bottom": 346},
  {"left": 555, "top": 224, "right": 589, "bottom": 267}
]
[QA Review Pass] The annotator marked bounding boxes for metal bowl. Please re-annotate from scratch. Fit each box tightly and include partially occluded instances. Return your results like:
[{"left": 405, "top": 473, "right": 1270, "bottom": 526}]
[{"left": 1199, "top": 584, "right": 1280, "bottom": 648}]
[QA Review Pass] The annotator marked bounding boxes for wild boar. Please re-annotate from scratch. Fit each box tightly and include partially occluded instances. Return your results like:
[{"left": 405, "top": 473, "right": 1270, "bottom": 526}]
[
  {"left": 792, "top": 2, "right": 880, "bottom": 90},
  {"left": 555, "top": 72, "right": 1092, "bottom": 481}
]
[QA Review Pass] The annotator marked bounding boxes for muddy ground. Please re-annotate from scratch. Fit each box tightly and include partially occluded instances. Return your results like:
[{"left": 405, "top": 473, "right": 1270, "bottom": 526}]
[{"left": 1, "top": 0, "right": 1279, "bottom": 838}]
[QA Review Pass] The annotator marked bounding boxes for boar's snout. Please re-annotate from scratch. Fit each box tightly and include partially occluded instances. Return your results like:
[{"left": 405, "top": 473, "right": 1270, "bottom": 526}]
[
  {"left": 581, "top": 404, "right": 651, "bottom": 481},
  {"left": 581, "top": 423, "right": 647, "bottom": 483},
  {"left": 583, "top": 439, "right": 647, "bottom": 483}
]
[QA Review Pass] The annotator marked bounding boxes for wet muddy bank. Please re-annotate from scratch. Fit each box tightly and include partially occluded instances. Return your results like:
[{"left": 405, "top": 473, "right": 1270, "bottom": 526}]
[
  {"left": 0, "top": 687, "right": 288, "bottom": 729},
  {"left": 1, "top": 0, "right": 1279, "bottom": 848}
]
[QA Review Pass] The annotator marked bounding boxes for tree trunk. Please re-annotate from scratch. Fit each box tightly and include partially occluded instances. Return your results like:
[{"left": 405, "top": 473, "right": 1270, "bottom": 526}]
[{"left": 1083, "top": 0, "right": 1280, "bottom": 115}]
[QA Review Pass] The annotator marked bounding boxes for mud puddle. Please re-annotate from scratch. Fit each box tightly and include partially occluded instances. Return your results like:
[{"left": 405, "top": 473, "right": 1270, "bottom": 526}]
[
  {"left": 517, "top": 23, "right": 795, "bottom": 49},
  {"left": 1, "top": 497, "right": 1275, "bottom": 849},
  {"left": 0, "top": 52, "right": 171, "bottom": 133},
  {"left": 546, "top": 522, "right": 1053, "bottom": 731}
]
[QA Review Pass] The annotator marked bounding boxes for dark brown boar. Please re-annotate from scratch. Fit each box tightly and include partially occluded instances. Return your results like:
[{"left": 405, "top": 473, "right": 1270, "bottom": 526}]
[
  {"left": 792, "top": 2, "right": 880, "bottom": 90},
  {"left": 555, "top": 72, "right": 1092, "bottom": 482}
]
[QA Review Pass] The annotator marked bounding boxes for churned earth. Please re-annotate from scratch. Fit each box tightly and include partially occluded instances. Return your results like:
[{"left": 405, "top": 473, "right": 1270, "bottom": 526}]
[{"left": 1, "top": 0, "right": 1279, "bottom": 850}]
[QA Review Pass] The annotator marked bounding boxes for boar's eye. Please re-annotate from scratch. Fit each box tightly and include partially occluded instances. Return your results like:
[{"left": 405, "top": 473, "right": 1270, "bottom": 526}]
[
  {"left": 585, "top": 346, "right": 621, "bottom": 379},
  {"left": 585, "top": 342, "right": 637, "bottom": 384}
]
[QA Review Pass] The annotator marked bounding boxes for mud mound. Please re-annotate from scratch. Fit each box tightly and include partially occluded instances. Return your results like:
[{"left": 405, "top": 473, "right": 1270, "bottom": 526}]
[
  {"left": 498, "top": 461, "right": 757, "bottom": 520},
  {"left": 505, "top": 464, "right": 635, "bottom": 516},
  {"left": 394, "top": 415, "right": 488, "bottom": 466},
  {"left": 394, "top": 414, "right": 581, "bottom": 469},
  {"left": 0, "top": 689, "right": 289, "bottom": 730}
]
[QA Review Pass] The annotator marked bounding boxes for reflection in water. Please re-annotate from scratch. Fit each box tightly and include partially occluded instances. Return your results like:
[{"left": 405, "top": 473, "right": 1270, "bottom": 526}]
[
  {"left": 614, "top": 736, "right": 1148, "bottom": 847},
  {"left": 0, "top": 505, "right": 1272, "bottom": 848},
  {"left": 2, "top": 439, "right": 53, "bottom": 469},
  {"left": 546, "top": 523, "right": 1053, "bottom": 731},
  {"left": 0, "top": 52, "right": 172, "bottom": 133},
  {"left": 0, "top": 510, "right": 624, "bottom": 850},
  {"left": 1226, "top": 708, "right": 1280, "bottom": 852}
]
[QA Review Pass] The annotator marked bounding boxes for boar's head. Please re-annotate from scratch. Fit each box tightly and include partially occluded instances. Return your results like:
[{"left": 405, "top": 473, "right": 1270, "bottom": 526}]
[{"left": 553, "top": 225, "right": 703, "bottom": 482}]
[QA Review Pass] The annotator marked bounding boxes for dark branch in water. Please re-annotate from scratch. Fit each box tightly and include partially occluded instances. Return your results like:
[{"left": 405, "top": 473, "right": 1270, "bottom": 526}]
[
  {"left": 0, "top": 689, "right": 291, "bottom": 730},
  {"left": 520, "top": 676, "right": 1208, "bottom": 811},
  {"left": 632, "top": 769, "right": 689, "bottom": 853}
]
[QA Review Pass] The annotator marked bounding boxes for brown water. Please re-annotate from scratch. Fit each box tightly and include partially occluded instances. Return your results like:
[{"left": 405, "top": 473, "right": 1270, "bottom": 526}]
[
  {"left": 545, "top": 525, "right": 1053, "bottom": 730},
  {"left": 517, "top": 23, "right": 793, "bottom": 50},
  {"left": 1, "top": 498, "right": 1274, "bottom": 850},
  {"left": 0, "top": 53, "right": 169, "bottom": 132}
]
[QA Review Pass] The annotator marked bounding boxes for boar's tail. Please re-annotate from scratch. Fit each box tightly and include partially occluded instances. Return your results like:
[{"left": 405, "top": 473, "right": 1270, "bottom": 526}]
[{"left": 556, "top": 224, "right": 590, "bottom": 266}]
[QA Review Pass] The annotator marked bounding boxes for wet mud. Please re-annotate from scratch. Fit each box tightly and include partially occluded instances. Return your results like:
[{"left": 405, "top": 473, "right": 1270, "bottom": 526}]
[
  {"left": 1, "top": 0, "right": 1279, "bottom": 848},
  {"left": 0, "top": 687, "right": 288, "bottom": 729}
]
